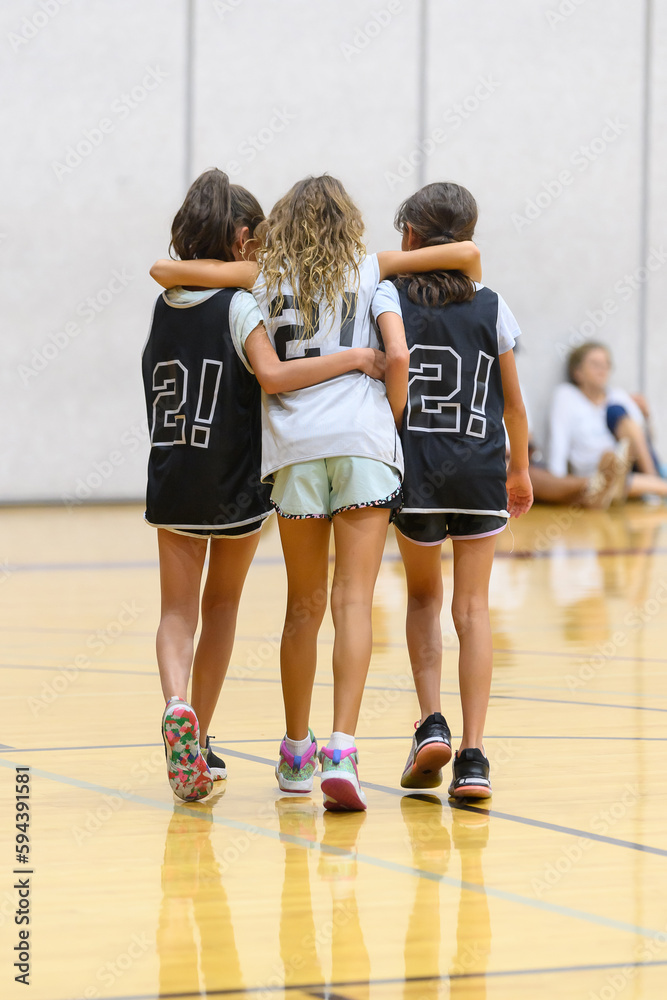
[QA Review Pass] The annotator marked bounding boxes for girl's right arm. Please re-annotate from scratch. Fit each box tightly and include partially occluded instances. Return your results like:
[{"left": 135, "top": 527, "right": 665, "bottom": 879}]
[
  {"left": 377, "top": 241, "right": 481, "bottom": 282},
  {"left": 244, "top": 324, "right": 385, "bottom": 394},
  {"left": 150, "top": 258, "right": 258, "bottom": 289},
  {"left": 375, "top": 312, "right": 409, "bottom": 428}
]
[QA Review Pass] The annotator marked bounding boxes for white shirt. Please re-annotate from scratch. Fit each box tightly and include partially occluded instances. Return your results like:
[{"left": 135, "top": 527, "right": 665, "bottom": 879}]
[
  {"left": 243, "top": 254, "right": 403, "bottom": 481},
  {"left": 371, "top": 281, "right": 520, "bottom": 354},
  {"left": 548, "top": 382, "right": 644, "bottom": 477}
]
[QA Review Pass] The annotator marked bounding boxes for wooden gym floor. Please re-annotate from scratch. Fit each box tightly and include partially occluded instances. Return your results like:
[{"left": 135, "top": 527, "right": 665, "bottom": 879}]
[{"left": 1, "top": 502, "right": 667, "bottom": 999}]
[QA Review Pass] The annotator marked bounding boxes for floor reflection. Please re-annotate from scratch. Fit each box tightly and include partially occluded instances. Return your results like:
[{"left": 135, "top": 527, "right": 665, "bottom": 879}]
[
  {"left": 157, "top": 787, "right": 243, "bottom": 997},
  {"left": 449, "top": 804, "right": 491, "bottom": 998},
  {"left": 276, "top": 797, "right": 371, "bottom": 997},
  {"left": 400, "top": 795, "right": 491, "bottom": 999},
  {"left": 156, "top": 789, "right": 493, "bottom": 999},
  {"left": 275, "top": 797, "right": 325, "bottom": 989}
]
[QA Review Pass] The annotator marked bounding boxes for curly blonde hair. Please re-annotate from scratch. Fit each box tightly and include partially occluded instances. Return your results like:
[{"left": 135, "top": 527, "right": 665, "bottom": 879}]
[{"left": 257, "top": 175, "right": 366, "bottom": 340}]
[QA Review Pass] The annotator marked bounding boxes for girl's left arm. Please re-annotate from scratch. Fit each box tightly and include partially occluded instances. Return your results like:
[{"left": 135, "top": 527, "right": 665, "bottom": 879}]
[
  {"left": 244, "top": 325, "right": 385, "bottom": 394},
  {"left": 499, "top": 349, "right": 533, "bottom": 518},
  {"left": 377, "top": 241, "right": 481, "bottom": 282},
  {"left": 149, "top": 258, "right": 258, "bottom": 289}
]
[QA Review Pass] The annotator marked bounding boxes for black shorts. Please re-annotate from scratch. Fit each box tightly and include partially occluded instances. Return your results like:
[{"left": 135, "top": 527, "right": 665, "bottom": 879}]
[
  {"left": 146, "top": 514, "right": 271, "bottom": 539},
  {"left": 394, "top": 511, "right": 507, "bottom": 546}
]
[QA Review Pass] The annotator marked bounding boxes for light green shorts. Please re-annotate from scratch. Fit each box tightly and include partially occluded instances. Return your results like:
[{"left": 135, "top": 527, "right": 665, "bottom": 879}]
[{"left": 271, "top": 457, "right": 402, "bottom": 520}]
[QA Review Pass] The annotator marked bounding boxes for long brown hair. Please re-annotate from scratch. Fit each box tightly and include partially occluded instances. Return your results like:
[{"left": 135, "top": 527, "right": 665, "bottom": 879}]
[
  {"left": 169, "top": 168, "right": 264, "bottom": 261},
  {"left": 394, "top": 182, "right": 478, "bottom": 306},
  {"left": 257, "top": 175, "right": 366, "bottom": 340}
]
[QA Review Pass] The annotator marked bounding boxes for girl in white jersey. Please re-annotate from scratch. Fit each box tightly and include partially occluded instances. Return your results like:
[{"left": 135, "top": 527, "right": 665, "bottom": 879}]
[{"left": 151, "top": 174, "right": 481, "bottom": 811}]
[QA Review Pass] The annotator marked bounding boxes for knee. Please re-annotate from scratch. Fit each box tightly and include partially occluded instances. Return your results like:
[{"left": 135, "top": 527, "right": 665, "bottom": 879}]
[
  {"left": 285, "top": 586, "right": 328, "bottom": 631},
  {"left": 200, "top": 591, "right": 239, "bottom": 622},
  {"left": 451, "top": 596, "right": 489, "bottom": 636},
  {"left": 159, "top": 602, "right": 199, "bottom": 634},
  {"left": 606, "top": 404, "right": 629, "bottom": 438},
  {"left": 406, "top": 583, "right": 443, "bottom": 613},
  {"left": 329, "top": 578, "right": 372, "bottom": 618}
]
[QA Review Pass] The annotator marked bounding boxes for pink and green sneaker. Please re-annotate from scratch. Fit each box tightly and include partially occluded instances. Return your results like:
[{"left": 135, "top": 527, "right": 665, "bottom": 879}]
[
  {"left": 319, "top": 746, "right": 367, "bottom": 812},
  {"left": 275, "top": 729, "right": 318, "bottom": 793},
  {"left": 161, "top": 697, "right": 213, "bottom": 802}
]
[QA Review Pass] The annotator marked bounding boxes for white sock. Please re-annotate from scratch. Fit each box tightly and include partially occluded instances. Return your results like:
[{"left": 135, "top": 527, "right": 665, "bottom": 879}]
[
  {"left": 285, "top": 734, "right": 312, "bottom": 756},
  {"left": 326, "top": 731, "right": 356, "bottom": 752}
]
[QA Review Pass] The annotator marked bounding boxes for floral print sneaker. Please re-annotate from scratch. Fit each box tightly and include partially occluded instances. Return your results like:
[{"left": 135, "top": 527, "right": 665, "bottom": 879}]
[
  {"left": 161, "top": 697, "right": 213, "bottom": 802},
  {"left": 319, "top": 746, "right": 367, "bottom": 812},
  {"left": 275, "top": 729, "right": 318, "bottom": 793}
]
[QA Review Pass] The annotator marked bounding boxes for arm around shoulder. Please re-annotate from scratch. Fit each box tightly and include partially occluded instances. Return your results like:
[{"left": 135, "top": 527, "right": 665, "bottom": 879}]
[
  {"left": 377, "top": 241, "right": 481, "bottom": 282},
  {"left": 149, "top": 258, "right": 258, "bottom": 289},
  {"left": 244, "top": 327, "right": 383, "bottom": 395}
]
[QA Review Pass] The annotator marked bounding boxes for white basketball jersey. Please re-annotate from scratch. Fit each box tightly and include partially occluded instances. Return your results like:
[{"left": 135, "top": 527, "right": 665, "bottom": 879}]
[{"left": 252, "top": 254, "right": 403, "bottom": 481}]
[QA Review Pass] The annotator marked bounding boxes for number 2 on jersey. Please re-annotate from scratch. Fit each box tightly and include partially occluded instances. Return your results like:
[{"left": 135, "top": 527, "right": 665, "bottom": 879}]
[
  {"left": 407, "top": 345, "right": 494, "bottom": 438},
  {"left": 151, "top": 359, "right": 223, "bottom": 448},
  {"left": 270, "top": 293, "right": 358, "bottom": 359}
]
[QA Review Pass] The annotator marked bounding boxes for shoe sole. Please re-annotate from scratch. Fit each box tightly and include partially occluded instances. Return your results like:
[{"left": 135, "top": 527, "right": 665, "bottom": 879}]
[
  {"left": 321, "top": 776, "right": 367, "bottom": 812},
  {"left": 275, "top": 765, "right": 315, "bottom": 793},
  {"left": 448, "top": 783, "right": 492, "bottom": 799},
  {"left": 400, "top": 741, "right": 452, "bottom": 789},
  {"left": 162, "top": 702, "right": 213, "bottom": 802}
]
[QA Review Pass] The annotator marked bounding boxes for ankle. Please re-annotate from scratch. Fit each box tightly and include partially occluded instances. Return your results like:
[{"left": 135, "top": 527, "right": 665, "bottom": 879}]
[
  {"left": 326, "top": 731, "right": 356, "bottom": 752},
  {"left": 284, "top": 732, "right": 313, "bottom": 756}
]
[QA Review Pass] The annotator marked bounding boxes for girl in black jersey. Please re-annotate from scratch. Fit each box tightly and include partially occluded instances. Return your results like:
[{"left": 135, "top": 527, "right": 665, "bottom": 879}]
[
  {"left": 146, "top": 170, "right": 385, "bottom": 802},
  {"left": 373, "top": 183, "right": 533, "bottom": 799}
]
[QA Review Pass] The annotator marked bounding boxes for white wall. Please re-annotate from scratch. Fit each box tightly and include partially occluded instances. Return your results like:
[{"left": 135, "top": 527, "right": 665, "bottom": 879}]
[{"left": 1, "top": 0, "right": 664, "bottom": 502}]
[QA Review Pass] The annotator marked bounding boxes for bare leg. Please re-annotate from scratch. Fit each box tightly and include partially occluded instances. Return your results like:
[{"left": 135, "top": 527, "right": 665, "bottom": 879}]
[
  {"left": 277, "top": 517, "right": 331, "bottom": 741},
  {"left": 614, "top": 415, "right": 658, "bottom": 475},
  {"left": 396, "top": 531, "right": 444, "bottom": 720},
  {"left": 156, "top": 529, "right": 207, "bottom": 703},
  {"left": 627, "top": 473, "right": 667, "bottom": 498},
  {"left": 451, "top": 535, "right": 497, "bottom": 751},
  {"left": 529, "top": 465, "right": 587, "bottom": 504},
  {"left": 330, "top": 508, "right": 391, "bottom": 735},
  {"left": 191, "top": 531, "right": 261, "bottom": 744}
]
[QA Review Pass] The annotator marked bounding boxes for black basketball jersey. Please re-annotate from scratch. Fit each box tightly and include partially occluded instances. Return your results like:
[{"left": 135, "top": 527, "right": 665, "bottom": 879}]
[
  {"left": 397, "top": 285, "right": 509, "bottom": 515},
  {"left": 141, "top": 288, "right": 272, "bottom": 529}
]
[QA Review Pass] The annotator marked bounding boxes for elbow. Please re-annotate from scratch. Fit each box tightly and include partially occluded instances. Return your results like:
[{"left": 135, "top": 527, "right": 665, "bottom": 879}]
[
  {"left": 257, "top": 369, "right": 283, "bottom": 395},
  {"left": 258, "top": 376, "right": 278, "bottom": 395},
  {"left": 504, "top": 401, "right": 526, "bottom": 421},
  {"left": 149, "top": 260, "right": 170, "bottom": 287},
  {"left": 464, "top": 242, "right": 481, "bottom": 268},
  {"left": 386, "top": 349, "right": 411, "bottom": 369}
]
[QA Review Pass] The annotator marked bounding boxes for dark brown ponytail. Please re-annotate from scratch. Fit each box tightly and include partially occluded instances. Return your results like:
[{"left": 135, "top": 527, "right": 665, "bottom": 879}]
[
  {"left": 394, "top": 182, "right": 478, "bottom": 307},
  {"left": 169, "top": 168, "right": 265, "bottom": 262}
]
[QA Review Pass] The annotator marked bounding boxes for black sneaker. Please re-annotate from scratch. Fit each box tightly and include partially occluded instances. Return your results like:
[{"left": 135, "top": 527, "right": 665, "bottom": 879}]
[
  {"left": 201, "top": 736, "right": 227, "bottom": 780},
  {"left": 400, "top": 712, "right": 452, "bottom": 789},
  {"left": 448, "top": 748, "right": 492, "bottom": 799}
]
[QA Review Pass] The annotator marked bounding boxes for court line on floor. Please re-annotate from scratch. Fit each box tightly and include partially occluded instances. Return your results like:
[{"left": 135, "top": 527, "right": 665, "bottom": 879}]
[
  {"left": 4, "top": 621, "right": 667, "bottom": 669},
  {"left": 4, "top": 733, "right": 667, "bottom": 754},
  {"left": 5, "top": 660, "right": 667, "bottom": 713},
  {"left": 5, "top": 544, "right": 667, "bottom": 575},
  {"left": 3, "top": 746, "right": 664, "bottom": 860},
  {"left": 217, "top": 747, "right": 667, "bottom": 859},
  {"left": 0, "top": 756, "right": 661, "bottom": 942},
  {"left": 86, "top": 957, "right": 667, "bottom": 999}
]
